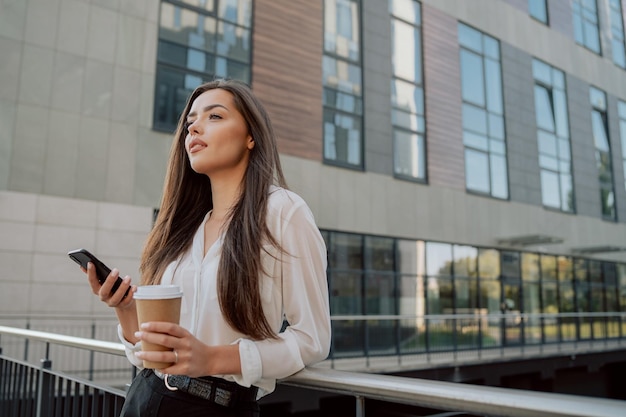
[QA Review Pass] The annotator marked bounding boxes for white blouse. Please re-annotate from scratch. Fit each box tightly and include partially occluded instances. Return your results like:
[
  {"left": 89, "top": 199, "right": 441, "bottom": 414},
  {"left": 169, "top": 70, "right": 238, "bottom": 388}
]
[{"left": 118, "top": 187, "right": 331, "bottom": 396}]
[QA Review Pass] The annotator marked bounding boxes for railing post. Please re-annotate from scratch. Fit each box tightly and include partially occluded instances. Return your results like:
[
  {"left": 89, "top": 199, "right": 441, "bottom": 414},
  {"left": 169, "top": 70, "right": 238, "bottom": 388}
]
[
  {"left": 89, "top": 323, "right": 96, "bottom": 381},
  {"left": 36, "top": 342, "right": 53, "bottom": 417},
  {"left": 355, "top": 395, "right": 365, "bottom": 417},
  {"left": 24, "top": 321, "right": 30, "bottom": 361}
]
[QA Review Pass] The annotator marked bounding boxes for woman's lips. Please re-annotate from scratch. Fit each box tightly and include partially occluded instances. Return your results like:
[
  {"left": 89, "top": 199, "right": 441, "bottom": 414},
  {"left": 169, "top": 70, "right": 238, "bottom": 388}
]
[{"left": 188, "top": 138, "right": 207, "bottom": 153}]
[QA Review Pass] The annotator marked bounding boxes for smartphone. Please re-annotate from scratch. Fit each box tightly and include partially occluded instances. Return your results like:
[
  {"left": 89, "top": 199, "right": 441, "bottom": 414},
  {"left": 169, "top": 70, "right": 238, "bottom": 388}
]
[{"left": 68, "top": 248, "right": 129, "bottom": 297}]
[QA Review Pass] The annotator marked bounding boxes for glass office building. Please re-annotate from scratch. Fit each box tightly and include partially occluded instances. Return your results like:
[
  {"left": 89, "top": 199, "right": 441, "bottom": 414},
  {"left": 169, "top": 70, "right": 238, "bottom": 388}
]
[{"left": 1, "top": 0, "right": 625, "bottom": 361}]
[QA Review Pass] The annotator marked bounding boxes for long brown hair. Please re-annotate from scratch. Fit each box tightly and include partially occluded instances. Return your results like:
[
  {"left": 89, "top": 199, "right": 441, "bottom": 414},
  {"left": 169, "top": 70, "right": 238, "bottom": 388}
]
[{"left": 141, "top": 79, "right": 287, "bottom": 340}]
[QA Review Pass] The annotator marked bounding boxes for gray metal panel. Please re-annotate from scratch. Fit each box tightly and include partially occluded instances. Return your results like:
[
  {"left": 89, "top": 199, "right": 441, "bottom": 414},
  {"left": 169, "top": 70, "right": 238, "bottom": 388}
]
[
  {"left": 362, "top": 0, "right": 393, "bottom": 176},
  {"left": 567, "top": 74, "right": 601, "bottom": 218},
  {"left": 501, "top": 43, "right": 542, "bottom": 205}
]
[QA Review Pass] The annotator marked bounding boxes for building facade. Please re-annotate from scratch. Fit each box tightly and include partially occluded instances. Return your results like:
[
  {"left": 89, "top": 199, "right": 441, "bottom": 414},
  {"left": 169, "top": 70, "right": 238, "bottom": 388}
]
[{"left": 1, "top": 0, "right": 626, "bottom": 360}]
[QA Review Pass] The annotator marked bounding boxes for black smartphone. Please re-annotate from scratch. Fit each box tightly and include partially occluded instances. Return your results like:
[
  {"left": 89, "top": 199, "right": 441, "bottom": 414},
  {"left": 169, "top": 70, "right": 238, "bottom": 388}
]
[{"left": 68, "top": 248, "right": 129, "bottom": 297}]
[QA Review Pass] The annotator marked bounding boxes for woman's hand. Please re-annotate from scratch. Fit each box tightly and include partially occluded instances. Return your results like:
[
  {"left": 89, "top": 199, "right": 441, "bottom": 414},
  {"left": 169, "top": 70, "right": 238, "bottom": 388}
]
[
  {"left": 134, "top": 322, "right": 241, "bottom": 378},
  {"left": 84, "top": 262, "right": 136, "bottom": 310}
]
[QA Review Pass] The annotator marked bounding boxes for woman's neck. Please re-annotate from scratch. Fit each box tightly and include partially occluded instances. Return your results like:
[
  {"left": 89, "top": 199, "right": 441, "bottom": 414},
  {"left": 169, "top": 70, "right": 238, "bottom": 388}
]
[{"left": 208, "top": 174, "right": 243, "bottom": 219}]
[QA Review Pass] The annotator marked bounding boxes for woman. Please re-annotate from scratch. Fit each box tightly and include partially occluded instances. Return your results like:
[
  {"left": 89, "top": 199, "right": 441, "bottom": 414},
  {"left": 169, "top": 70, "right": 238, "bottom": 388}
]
[{"left": 86, "top": 79, "right": 331, "bottom": 416}]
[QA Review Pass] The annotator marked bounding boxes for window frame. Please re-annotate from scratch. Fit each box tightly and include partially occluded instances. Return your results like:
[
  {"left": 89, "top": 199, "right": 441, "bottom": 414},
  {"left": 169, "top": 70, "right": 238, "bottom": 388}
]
[
  {"left": 390, "top": 0, "right": 427, "bottom": 183},
  {"left": 153, "top": 0, "right": 254, "bottom": 133},
  {"left": 458, "top": 23, "right": 509, "bottom": 200},
  {"left": 322, "top": 0, "right": 365, "bottom": 170}
]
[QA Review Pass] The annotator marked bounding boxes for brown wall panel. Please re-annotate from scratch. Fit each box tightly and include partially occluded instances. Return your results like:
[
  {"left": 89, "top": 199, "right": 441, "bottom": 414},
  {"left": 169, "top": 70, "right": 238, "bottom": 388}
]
[
  {"left": 252, "top": 0, "right": 323, "bottom": 161},
  {"left": 423, "top": 5, "right": 465, "bottom": 191}
]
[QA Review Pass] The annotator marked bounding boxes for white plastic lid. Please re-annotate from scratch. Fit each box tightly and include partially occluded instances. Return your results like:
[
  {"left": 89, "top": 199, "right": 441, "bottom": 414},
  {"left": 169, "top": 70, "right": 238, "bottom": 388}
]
[{"left": 134, "top": 285, "right": 183, "bottom": 300}]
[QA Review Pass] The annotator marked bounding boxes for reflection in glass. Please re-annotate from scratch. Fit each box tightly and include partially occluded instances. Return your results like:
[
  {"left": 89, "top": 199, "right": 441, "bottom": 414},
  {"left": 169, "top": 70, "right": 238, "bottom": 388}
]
[
  {"left": 397, "top": 240, "right": 425, "bottom": 275},
  {"left": 533, "top": 60, "right": 573, "bottom": 212},
  {"left": 219, "top": 0, "right": 252, "bottom": 26},
  {"left": 572, "top": 0, "right": 600, "bottom": 53},
  {"left": 324, "top": 0, "right": 362, "bottom": 167},
  {"left": 590, "top": 88, "right": 616, "bottom": 220},
  {"left": 155, "top": 1, "right": 251, "bottom": 131},
  {"left": 366, "top": 273, "right": 395, "bottom": 314},
  {"left": 480, "top": 279, "right": 501, "bottom": 347},
  {"left": 427, "top": 277, "right": 453, "bottom": 314},
  {"left": 365, "top": 236, "right": 395, "bottom": 271},
  {"left": 330, "top": 233, "right": 363, "bottom": 270},
  {"left": 479, "top": 249, "right": 500, "bottom": 279},
  {"left": 324, "top": 0, "right": 360, "bottom": 60},
  {"left": 460, "top": 50, "right": 485, "bottom": 106},
  {"left": 426, "top": 242, "right": 453, "bottom": 276},
  {"left": 529, "top": 0, "right": 548, "bottom": 23},
  {"left": 394, "top": 130, "right": 425, "bottom": 178},
  {"left": 465, "top": 149, "right": 490, "bottom": 194},
  {"left": 459, "top": 23, "right": 507, "bottom": 198},
  {"left": 524, "top": 282, "right": 541, "bottom": 344},
  {"left": 501, "top": 251, "right": 520, "bottom": 280},
  {"left": 522, "top": 254, "right": 540, "bottom": 281},
  {"left": 324, "top": 110, "right": 362, "bottom": 165},
  {"left": 391, "top": 19, "right": 421, "bottom": 83},
  {"left": 390, "top": 1, "right": 424, "bottom": 180},
  {"left": 329, "top": 272, "right": 362, "bottom": 315},
  {"left": 534, "top": 85, "right": 555, "bottom": 132},
  {"left": 453, "top": 245, "right": 478, "bottom": 278}
]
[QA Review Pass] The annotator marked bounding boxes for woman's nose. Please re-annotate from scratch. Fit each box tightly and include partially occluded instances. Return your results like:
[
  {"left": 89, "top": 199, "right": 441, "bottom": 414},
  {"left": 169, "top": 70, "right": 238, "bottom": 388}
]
[{"left": 188, "top": 120, "right": 200, "bottom": 134}]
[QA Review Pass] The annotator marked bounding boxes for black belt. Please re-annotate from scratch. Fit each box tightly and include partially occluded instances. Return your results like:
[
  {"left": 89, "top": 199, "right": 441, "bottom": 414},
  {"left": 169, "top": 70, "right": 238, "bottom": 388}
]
[{"left": 153, "top": 370, "right": 258, "bottom": 407}]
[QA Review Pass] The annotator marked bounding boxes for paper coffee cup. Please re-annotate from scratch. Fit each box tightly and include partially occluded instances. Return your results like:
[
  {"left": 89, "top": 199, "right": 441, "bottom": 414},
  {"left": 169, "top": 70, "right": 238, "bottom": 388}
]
[{"left": 134, "top": 285, "right": 183, "bottom": 369}]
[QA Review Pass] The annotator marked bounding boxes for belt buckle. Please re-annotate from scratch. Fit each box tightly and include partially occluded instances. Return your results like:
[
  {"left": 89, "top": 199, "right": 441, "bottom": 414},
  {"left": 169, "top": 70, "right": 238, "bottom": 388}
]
[{"left": 163, "top": 374, "right": 179, "bottom": 392}]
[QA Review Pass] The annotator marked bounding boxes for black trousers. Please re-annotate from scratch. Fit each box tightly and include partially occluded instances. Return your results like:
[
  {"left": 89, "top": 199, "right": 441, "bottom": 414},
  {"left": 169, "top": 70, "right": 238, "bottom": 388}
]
[{"left": 120, "top": 369, "right": 260, "bottom": 417}]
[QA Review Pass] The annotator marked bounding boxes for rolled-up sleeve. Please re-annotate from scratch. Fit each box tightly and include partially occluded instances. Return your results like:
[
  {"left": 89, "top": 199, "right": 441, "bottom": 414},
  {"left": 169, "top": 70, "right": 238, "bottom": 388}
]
[
  {"left": 250, "top": 201, "right": 331, "bottom": 380},
  {"left": 117, "top": 324, "right": 144, "bottom": 369}
]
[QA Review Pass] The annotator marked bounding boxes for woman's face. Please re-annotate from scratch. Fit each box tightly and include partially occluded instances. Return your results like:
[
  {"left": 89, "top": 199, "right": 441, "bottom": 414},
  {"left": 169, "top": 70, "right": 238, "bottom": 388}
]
[{"left": 184, "top": 88, "right": 254, "bottom": 177}]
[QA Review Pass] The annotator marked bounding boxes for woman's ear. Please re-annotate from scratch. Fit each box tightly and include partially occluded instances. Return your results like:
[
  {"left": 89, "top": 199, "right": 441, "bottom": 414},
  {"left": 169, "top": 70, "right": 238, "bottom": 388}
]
[{"left": 247, "top": 135, "right": 255, "bottom": 150}]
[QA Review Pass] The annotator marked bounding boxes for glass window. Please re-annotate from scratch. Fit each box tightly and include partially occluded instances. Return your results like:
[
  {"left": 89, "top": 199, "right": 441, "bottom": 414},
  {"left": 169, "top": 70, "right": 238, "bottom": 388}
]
[
  {"left": 501, "top": 251, "right": 521, "bottom": 280},
  {"left": 366, "top": 273, "right": 395, "bottom": 314},
  {"left": 572, "top": 0, "right": 601, "bottom": 53},
  {"left": 391, "top": 0, "right": 425, "bottom": 180},
  {"left": 453, "top": 245, "right": 478, "bottom": 278},
  {"left": 427, "top": 276, "right": 453, "bottom": 314},
  {"left": 455, "top": 278, "right": 478, "bottom": 312},
  {"left": 365, "top": 236, "right": 395, "bottom": 271},
  {"left": 329, "top": 271, "right": 362, "bottom": 314},
  {"left": 533, "top": 60, "right": 574, "bottom": 212},
  {"left": 459, "top": 23, "right": 508, "bottom": 198},
  {"left": 590, "top": 87, "right": 617, "bottom": 220},
  {"left": 330, "top": 233, "right": 363, "bottom": 270},
  {"left": 154, "top": 0, "right": 252, "bottom": 132},
  {"left": 426, "top": 242, "right": 453, "bottom": 277},
  {"left": 398, "top": 274, "right": 425, "bottom": 317},
  {"left": 522, "top": 253, "right": 540, "bottom": 281},
  {"left": 529, "top": 0, "right": 548, "bottom": 24},
  {"left": 324, "top": 0, "right": 363, "bottom": 168},
  {"left": 478, "top": 249, "right": 501, "bottom": 279},
  {"left": 397, "top": 239, "right": 425, "bottom": 275},
  {"left": 608, "top": 0, "right": 626, "bottom": 68}
]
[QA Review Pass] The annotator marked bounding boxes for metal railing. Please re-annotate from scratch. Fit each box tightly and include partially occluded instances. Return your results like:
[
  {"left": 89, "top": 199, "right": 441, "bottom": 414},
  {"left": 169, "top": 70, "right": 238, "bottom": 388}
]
[
  {"left": 1, "top": 325, "right": 626, "bottom": 417},
  {"left": 2, "top": 312, "right": 625, "bottom": 379}
]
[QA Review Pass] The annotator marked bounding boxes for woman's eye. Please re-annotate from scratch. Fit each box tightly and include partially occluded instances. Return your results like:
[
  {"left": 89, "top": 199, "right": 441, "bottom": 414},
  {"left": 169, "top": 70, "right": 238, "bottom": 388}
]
[{"left": 209, "top": 113, "right": 222, "bottom": 120}]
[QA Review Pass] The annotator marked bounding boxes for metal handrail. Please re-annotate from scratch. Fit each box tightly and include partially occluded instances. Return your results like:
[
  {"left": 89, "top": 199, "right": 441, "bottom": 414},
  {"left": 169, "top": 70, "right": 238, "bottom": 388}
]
[
  {"left": 1, "top": 325, "right": 625, "bottom": 417},
  {"left": 285, "top": 368, "right": 626, "bottom": 417}
]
